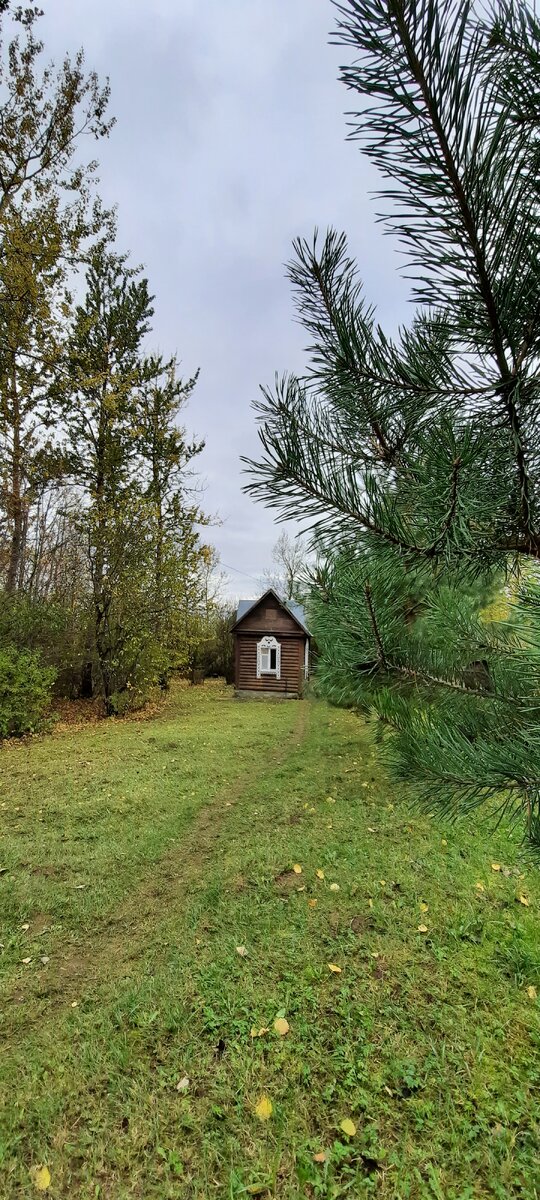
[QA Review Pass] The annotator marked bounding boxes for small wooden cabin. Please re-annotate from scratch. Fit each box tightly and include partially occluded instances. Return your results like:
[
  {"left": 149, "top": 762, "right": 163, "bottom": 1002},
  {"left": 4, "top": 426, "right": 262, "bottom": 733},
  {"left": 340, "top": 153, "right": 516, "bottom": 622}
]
[{"left": 232, "top": 588, "right": 310, "bottom": 698}]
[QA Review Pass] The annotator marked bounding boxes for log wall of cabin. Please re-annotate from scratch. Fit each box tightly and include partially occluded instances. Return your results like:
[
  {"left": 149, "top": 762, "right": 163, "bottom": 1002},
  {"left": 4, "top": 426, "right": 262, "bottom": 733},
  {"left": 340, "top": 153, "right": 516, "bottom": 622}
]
[
  {"left": 234, "top": 632, "right": 305, "bottom": 694},
  {"left": 234, "top": 595, "right": 307, "bottom": 694},
  {"left": 236, "top": 596, "right": 301, "bottom": 635}
]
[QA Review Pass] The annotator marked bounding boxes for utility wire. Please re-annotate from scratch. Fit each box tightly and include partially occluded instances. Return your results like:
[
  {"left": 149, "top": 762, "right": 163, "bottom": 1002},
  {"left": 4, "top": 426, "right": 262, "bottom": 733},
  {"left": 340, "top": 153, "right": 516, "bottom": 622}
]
[{"left": 220, "top": 560, "right": 263, "bottom": 587}]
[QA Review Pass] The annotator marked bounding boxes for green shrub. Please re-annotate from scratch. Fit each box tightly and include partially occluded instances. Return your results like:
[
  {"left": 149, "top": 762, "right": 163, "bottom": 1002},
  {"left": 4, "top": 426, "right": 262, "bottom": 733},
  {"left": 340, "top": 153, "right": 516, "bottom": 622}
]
[
  {"left": 0, "top": 646, "right": 56, "bottom": 738},
  {"left": 0, "top": 594, "right": 91, "bottom": 698},
  {"left": 107, "top": 684, "right": 151, "bottom": 716}
]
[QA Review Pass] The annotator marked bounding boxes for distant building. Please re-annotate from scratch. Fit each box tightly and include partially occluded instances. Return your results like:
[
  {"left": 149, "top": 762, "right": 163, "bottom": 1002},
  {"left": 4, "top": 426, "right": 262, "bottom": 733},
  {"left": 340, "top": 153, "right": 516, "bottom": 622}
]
[{"left": 232, "top": 588, "right": 310, "bottom": 698}]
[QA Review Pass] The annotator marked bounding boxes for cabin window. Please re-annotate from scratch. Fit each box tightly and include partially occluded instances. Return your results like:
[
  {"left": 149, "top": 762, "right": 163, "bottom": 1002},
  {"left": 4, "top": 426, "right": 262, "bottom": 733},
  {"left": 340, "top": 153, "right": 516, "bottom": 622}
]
[{"left": 257, "top": 635, "right": 281, "bottom": 678}]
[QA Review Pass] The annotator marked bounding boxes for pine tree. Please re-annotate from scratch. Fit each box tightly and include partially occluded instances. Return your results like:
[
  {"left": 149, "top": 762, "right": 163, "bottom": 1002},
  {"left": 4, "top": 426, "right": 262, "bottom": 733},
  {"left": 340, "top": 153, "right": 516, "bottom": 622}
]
[
  {"left": 245, "top": 0, "right": 540, "bottom": 847},
  {"left": 134, "top": 354, "right": 206, "bottom": 685},
  {"left": 63, "top": 245, "right": 208, "bottom": 711},
  {"left": 64, "top": 243, "right": 155, "bottom": 711}
]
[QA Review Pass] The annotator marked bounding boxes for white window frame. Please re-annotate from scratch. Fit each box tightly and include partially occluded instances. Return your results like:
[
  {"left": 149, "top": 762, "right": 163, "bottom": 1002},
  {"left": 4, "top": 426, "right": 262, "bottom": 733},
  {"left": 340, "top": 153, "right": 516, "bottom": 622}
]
[{"left": 257, "top": 635, "right": 281, "bottom": 679}]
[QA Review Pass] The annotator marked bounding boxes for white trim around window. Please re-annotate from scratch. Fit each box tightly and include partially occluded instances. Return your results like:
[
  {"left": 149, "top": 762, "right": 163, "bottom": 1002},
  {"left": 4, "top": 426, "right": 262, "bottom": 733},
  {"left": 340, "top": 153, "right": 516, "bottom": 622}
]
[{"left": 256, "top": 635, "right": 281, "bottom": 679}]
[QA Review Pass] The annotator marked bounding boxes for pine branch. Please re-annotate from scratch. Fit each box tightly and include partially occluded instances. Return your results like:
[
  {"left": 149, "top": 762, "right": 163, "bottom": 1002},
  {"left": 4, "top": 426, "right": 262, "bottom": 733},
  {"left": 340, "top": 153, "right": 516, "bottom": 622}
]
[
  {"left": 388, "top": 0, "right": 511, "bottom": 377},
  {"left": 364, "top": 580, "right": 389, "bottom": 668},
  {"left": 427, "top": 454, "right": 461, "bottom": 554}
]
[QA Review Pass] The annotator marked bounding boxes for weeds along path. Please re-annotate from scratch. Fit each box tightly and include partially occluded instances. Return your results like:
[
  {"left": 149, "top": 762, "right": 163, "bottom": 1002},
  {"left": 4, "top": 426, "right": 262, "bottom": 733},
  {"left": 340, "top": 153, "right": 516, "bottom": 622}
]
[{"left": 1, "top": 689, "right": 309, "bottom": 1040}]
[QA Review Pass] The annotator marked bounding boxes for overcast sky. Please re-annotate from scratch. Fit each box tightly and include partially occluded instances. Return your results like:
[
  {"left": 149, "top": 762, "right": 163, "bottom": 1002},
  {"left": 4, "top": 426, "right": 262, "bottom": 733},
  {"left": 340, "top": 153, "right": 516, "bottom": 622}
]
[{"left": 42, "top": 0, "right": 410, "bottom": 598}]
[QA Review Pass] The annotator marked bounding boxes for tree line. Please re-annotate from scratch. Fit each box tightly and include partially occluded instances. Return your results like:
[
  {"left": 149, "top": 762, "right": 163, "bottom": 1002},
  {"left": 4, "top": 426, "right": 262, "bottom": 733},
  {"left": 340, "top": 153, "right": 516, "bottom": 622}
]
[{"left": 0, "top": 2, "right": 230, "bottom": 734}]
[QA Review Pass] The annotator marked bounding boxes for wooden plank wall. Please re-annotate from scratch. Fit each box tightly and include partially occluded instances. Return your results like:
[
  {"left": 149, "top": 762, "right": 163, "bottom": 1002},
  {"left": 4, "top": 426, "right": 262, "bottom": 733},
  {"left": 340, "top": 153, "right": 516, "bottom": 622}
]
[
  {"left": 234, "top": 596, "right": 306, "bottom": 695},
  {"left": 235, "top": 633, "right": 304, "bottom": 694},
  {"left": 236, "top": 597, "right": 301, "bottom": 635}
]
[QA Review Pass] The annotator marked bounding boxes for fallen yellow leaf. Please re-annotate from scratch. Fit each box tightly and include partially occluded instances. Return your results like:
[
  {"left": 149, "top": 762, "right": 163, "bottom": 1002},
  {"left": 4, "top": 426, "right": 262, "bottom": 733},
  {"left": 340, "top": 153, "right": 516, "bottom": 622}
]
[
  {"left": 417, "top": 924, "right": 428, "bottom": 933},
  {"left": 313, "top": 1151, "right": 326, "bottom": 1163},
  {"left": 340, "top": 1118, "right": 357, "bottom": 1137},
  {"left": 527, "top": 985, "right": 537, "bottom": 1000},
  {"left": 316, "top": 869, "right": 325, "bottom": 880},
  {"left": 30, "top": 1165, "right": 51, "bottom": 1192},
  {"left": 475, "top": 882, "right": 485, "bottom": 892},
  {"left": 329, "top": 882, "right": 340, "bottom": 892},
  {"left": 441, "top": 838, "right": 448, "bottom": 846},
  {"left": 274, "top": 1017, "right": 290, "bottom": 1036},
  {"left": 236, "top": 945, "right": 248, "bottom": 957},
  {"left": 491, "top": 863, "right": 501, "bottom": 872},
  {"left": 250, "top": 1026, "right": 269, "bottom": 1038},
  {"left": 328, "top": 962, "right": 342, "bottom": 973},
  {"left": 308, "top": 898, "right": 317, "bottom": 908},
  {"left": 518, "top": 895, "right": 530, "bottom": 907},
  {"left": 420, "top": 902, "right": 429, "bottom": 912},
  {"left": 293, "top": 864, "right": 302, "bottom": 875},
  {"left": 254, "top": 1094, "right": 272, "bottom": 1121},
  {"left": 368, "top": 898, "right": 373, "bottom": 908}
]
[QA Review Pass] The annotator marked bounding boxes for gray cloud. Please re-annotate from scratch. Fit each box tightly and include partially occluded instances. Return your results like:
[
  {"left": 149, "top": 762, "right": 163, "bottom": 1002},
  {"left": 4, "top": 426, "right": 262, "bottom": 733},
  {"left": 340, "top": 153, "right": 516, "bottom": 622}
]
[{"left": 42, "top": 0, "right": 410, "bottom": 596}]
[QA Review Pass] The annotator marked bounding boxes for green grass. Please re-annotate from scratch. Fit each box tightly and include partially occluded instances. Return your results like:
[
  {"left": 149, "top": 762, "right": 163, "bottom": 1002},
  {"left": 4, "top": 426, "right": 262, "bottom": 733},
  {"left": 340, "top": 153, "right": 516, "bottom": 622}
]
[{"left": 1, "top": 680, "right": 540, "bottom": 1199}]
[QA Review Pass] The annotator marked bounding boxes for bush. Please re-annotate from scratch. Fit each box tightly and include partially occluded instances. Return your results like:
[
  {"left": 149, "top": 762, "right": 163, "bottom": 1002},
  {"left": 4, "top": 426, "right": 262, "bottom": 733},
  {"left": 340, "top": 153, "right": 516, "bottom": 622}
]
[
  {"left": 0, "top": 646, "right": 56, "bottom": 738},
  {"left": 107, "top": 683, "right": 153, "bottom": 716},
  {"left": 0, "top": 593, "right": 91, "bottom": 698}
]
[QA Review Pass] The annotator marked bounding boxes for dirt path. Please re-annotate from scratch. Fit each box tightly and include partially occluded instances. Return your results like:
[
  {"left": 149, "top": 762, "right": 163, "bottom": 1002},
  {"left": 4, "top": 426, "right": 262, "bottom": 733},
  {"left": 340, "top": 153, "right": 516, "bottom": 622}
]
[{"left": 3, "top": 701, "right": 309, "bottom": 1038}]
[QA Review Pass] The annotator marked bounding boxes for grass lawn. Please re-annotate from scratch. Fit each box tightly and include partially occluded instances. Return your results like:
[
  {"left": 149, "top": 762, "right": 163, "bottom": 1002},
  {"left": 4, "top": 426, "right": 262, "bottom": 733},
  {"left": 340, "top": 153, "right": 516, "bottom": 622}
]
[{"left": 1, "top": 680, "right": 540, "bottom": 1199}]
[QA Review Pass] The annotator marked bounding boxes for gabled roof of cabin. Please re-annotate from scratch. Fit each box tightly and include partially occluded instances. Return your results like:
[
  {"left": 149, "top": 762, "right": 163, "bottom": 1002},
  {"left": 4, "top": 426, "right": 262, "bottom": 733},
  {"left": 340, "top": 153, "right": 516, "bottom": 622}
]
[{"left": 233, "top": 588, "right": 310, "bottom": 635}]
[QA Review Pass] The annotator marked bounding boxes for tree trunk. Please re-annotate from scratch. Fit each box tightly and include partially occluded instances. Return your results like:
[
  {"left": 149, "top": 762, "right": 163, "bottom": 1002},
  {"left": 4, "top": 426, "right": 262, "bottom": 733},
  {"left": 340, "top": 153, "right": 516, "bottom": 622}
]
[
  {"left": 152, "top": 419, "right": 170, "bottom": 690},
  {"left": 92, "top": 400, "right": 115, "bottom": 714},
  {"left": 5, "top": 369, "right": 24, "bottom": 593},
  {"left": 93, "top": 526, "right": 115, "bottom": 714}
]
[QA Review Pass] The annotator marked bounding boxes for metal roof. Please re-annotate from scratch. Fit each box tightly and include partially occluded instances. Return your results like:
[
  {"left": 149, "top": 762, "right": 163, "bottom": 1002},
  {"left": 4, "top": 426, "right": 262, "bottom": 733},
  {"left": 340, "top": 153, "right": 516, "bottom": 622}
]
[
  {"left": 234, "top": 589, "right": 310, "bottom": 635},
  {"left": 236, "top": 599, "right": 256, "bottom": 622}
]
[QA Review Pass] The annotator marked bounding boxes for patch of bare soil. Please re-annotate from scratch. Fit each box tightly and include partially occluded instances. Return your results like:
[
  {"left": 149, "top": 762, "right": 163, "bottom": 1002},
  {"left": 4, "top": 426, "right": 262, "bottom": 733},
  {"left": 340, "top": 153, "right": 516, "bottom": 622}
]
[
  {"left": 25, "top": 913, "right": 52, "bottom": 936},
  {"left": 29, "top": 864, "right": 63, "bottom": 879},
  {"left": 274, "top": 869, "right": 300, "bottom": 893},
  {"left": 350, "top": 913, "right": 376, "bottom": 935}
]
